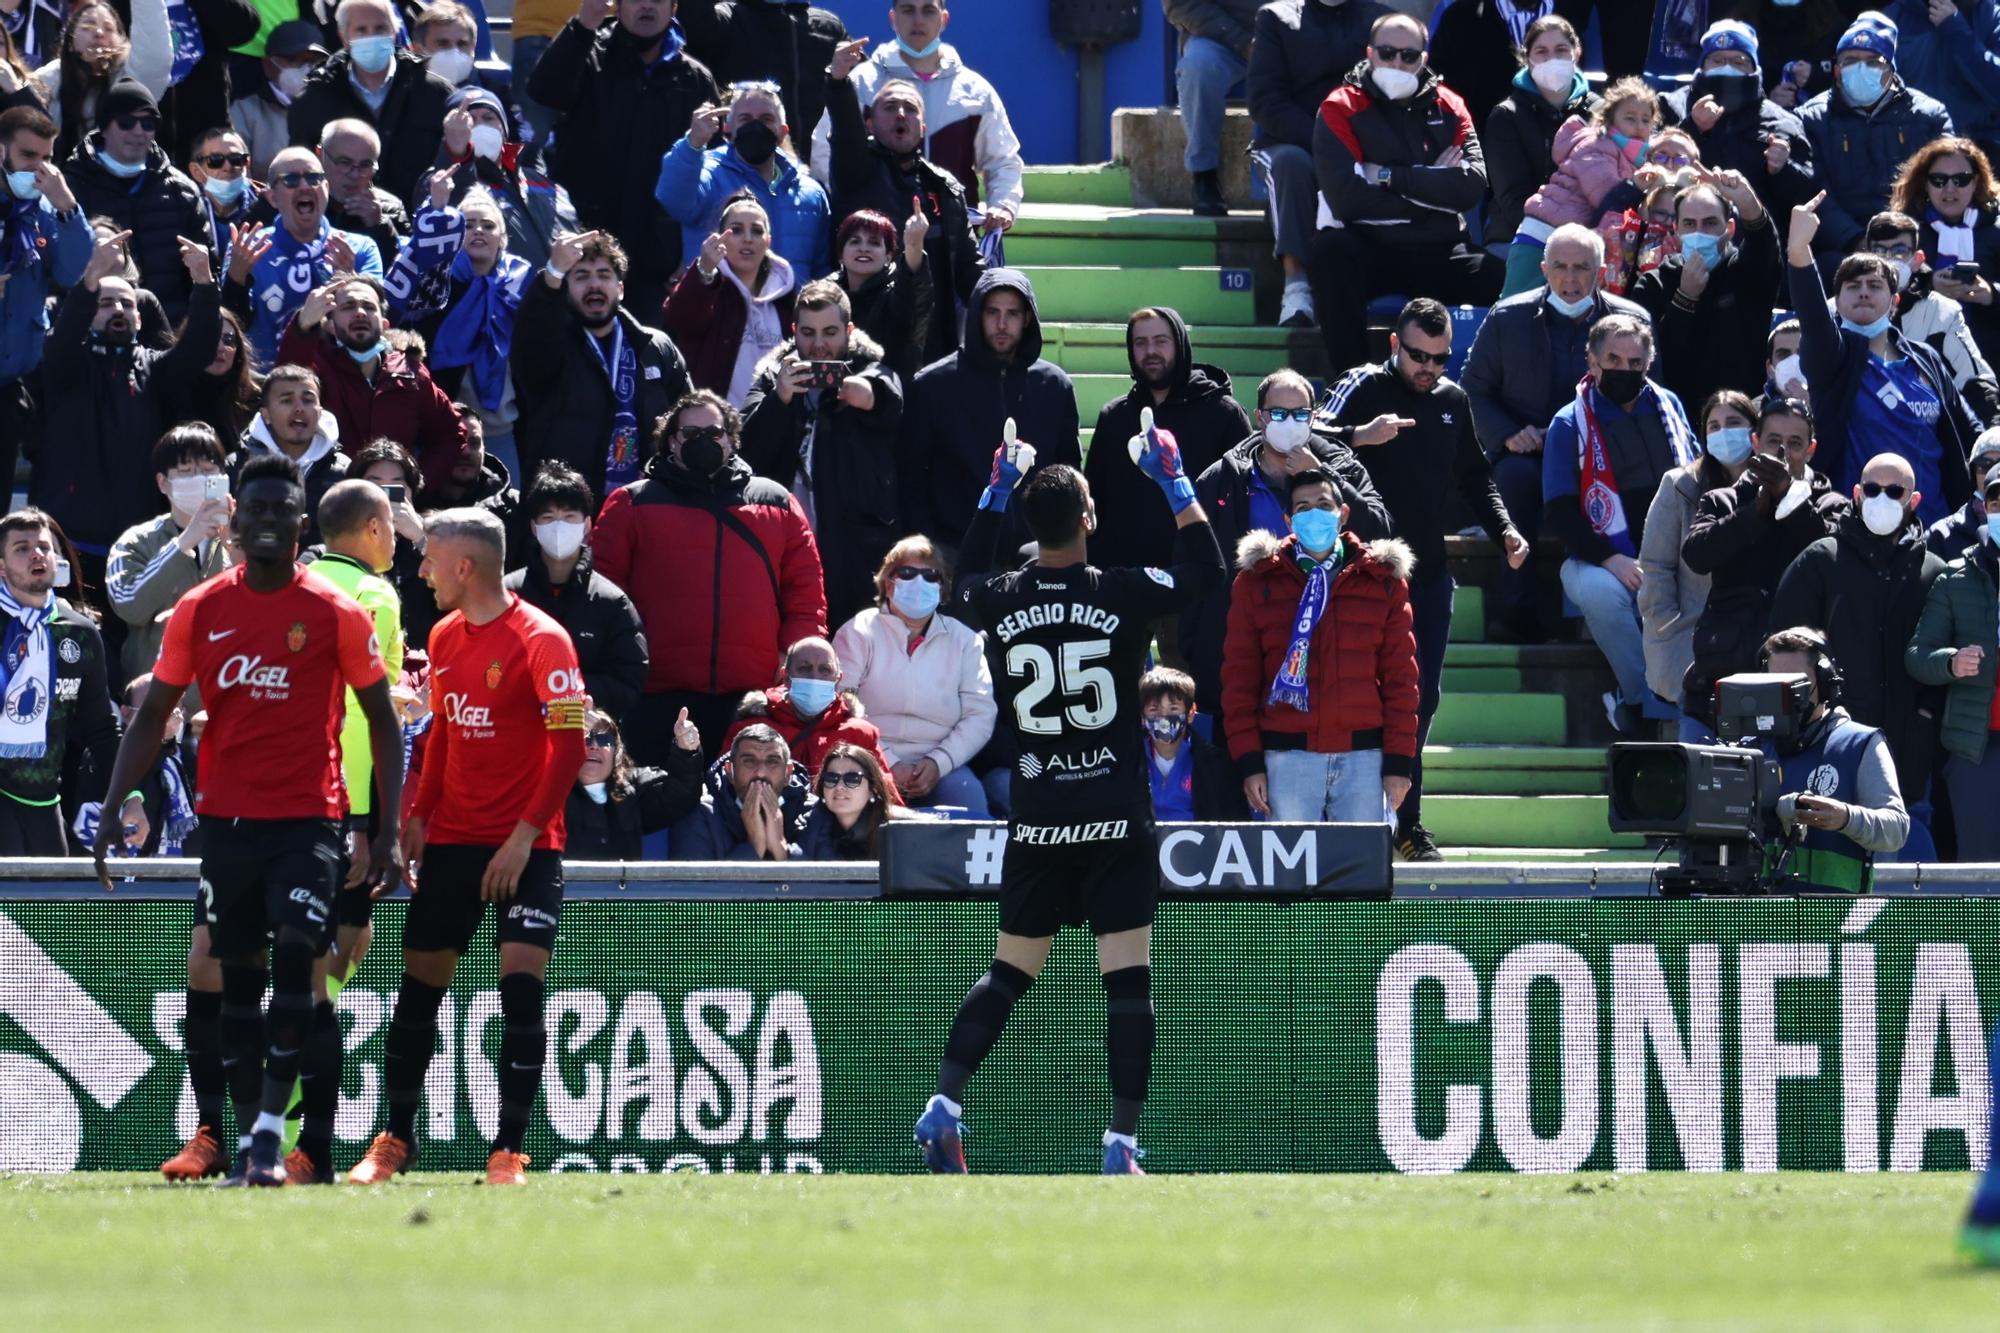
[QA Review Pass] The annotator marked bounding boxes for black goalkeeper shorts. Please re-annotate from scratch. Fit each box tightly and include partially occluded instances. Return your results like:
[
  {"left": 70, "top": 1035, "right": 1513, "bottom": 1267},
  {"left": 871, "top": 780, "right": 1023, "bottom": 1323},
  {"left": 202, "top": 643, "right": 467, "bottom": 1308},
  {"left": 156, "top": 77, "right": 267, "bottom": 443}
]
[{"left": 999, "top": 818, "right": 1158, "bottom": 938}]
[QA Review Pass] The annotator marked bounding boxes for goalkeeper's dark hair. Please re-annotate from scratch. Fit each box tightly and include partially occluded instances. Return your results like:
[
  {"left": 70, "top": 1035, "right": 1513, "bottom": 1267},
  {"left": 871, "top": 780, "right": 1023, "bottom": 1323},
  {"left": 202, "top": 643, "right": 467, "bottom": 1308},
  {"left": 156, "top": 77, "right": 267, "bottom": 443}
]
[
  {"left": 1020, "top": 463, "right": 1088, "bottom": 549},
  {"left": 237, "top": 451, "right": 303, "bottom": 494}
]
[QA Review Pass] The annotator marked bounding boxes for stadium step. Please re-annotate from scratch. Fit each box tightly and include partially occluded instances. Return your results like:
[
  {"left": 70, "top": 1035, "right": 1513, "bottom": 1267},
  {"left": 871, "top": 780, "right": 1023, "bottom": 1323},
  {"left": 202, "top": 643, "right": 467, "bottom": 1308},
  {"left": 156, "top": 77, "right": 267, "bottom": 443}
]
[
  {"left": 1428, "top": 692, "right": 1566, "bottom": 746},
  {"left": 1422, "top": 745, "right": 1608, "bottom": 796},
  {"left": 1006, "top": 204, "right": 1274, "bottom": 269},
  {"left": 1044, "top": 321, "right": 1316, "bottom": 379},
  {"left": 1422, "top": 795, "right": 1643, "bottom": 850},
  {"left": 1446, "top": 585, "right": 1486, "bottom": 642},
  {"left": 1020, "top": 163, "right": 1133, "bottom": 207},
  {"left": 1015, "top": 265, "right": 1257, "bottom": 326}
]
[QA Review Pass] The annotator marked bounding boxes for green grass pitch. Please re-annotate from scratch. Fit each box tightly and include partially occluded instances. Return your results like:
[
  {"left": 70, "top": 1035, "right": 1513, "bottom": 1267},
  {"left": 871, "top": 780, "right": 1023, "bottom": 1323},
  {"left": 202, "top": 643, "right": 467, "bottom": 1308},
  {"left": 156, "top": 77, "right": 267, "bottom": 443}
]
[{"left": 5, "top": 1172, "right": 1997, "bottom": 1330}]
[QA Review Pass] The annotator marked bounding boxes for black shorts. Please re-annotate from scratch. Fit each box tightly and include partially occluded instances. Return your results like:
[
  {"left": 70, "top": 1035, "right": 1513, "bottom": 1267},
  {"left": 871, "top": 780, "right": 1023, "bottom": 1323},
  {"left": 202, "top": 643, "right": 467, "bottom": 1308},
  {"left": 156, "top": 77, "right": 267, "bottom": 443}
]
[
  {"left": 403, "top": 843, "right": 565, "bottom": 955},
  {"left": 999, "top": 818, "right": 1157, "bottom": 938},
  {"left": 335, "top": 875, "right": 372, "bottom": 928},
  {"left": 196, "top": 817, "right": 345, "bottom": 960}
]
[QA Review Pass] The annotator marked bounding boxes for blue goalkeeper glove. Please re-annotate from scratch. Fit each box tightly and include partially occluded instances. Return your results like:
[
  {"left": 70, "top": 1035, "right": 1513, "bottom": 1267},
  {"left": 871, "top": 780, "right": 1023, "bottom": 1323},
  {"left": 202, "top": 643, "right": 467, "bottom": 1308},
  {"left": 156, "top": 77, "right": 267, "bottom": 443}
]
[
  {"left": 1130, "top": 408, "right": 1196, "bottom": 514},
  {"left": 979, "top": 417, "right": 1035, "bottom": 512}
]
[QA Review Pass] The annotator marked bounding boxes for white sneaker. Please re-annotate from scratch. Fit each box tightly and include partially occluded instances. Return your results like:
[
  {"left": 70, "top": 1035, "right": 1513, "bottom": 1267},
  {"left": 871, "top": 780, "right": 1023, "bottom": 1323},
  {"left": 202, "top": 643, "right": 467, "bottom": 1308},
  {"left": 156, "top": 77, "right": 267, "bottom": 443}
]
[{"left": 1278, "top": 283, "right": 1315, "bottom": 328}]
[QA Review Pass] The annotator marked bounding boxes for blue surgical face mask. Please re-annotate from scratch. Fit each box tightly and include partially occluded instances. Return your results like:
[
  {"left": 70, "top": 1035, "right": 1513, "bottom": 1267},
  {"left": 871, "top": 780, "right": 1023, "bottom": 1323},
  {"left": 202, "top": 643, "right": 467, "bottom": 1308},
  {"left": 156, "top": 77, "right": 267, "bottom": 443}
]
[
  {"left": 346, "top": 341, "right": 384, "bottom": 364},
  {"left": 5, "top": 169, "right": 37, "bottom": 200},
  {"left": 889, "top": 575, "right": 940, "bottom": 619},
  {"left": 895, "top": 34, "right": 942, "bottom": 59},
  {"left": 1839, "top": 62, "right": 1886, "bottom": 106},
  {"left": 1546, "top": 289, "right": 1595, "bottom": 318},
  {"left": 1986, "top": 511, "right": 2000, "bottom": 545},
  {"left": 349, "top": 34, "right": 396, "bottom": 74},
  {"left": 788, "top": 676, "right": 836, "bottom": 717},
  {"left": 1706, "top": 426, "right": 1755, "bottom": 467},
  {"left": 202, "top": 174, "right": 247, "bottom": 206},
  {"left": 1679, "top": 231, "right": 1725, "bottom": 268},
  {"left": 1291, "top": 506, "right": 1341, "bottom": 554},
  {"left": 1840, "top": 312, "right": 1893, "bottom": 339},
  {"left": 97, "top": 151, "right": 145, "bottom": 179}
]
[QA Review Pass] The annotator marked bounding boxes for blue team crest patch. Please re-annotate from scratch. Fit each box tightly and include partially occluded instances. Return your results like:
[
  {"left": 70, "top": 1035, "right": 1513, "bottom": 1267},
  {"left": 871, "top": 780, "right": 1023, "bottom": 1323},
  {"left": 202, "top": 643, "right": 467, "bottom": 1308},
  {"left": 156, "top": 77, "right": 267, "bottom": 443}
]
[{"left": 1145, "top": 567, "right": 1175, "bottom": 588}]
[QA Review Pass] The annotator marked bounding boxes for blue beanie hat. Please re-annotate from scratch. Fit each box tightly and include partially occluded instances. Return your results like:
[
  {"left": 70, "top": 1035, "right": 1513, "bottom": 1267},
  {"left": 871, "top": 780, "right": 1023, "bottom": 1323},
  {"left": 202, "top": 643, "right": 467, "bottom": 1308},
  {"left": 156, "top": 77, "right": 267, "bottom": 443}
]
[
  {"left": 1700, "top": 20, "right": 1759, "bottom": 70},
  {"left": 1836, "top": 12, "right": 1899, "bottom": 66}
]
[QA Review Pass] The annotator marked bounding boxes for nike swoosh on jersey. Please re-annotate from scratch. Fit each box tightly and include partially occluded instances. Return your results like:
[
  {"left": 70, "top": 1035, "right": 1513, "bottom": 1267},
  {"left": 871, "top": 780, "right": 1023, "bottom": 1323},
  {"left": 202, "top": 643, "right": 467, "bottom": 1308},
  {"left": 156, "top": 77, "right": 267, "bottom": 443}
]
[{"left": 206, "top": 628, "right": 237, "bottom": 641}]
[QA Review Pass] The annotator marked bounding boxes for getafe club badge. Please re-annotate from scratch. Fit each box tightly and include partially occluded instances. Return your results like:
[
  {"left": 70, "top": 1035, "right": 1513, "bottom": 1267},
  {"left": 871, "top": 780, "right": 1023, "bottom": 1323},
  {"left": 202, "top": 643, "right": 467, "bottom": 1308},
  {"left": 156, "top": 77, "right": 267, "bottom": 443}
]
[
  {"left": 286, "top": 622, "right": 308, "bottom": 652},
  {"left": 486, "top": 661, "right": 504, "bottom": 690}
]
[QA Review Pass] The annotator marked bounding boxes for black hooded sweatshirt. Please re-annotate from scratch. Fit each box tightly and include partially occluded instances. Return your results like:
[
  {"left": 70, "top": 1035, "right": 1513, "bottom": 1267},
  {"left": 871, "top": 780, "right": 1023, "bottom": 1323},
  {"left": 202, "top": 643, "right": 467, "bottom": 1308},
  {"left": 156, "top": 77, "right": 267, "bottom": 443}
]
[
  {"left": 896, "top": 267, "right": 1081, "bottom": 552},
  {"left": 1083, "top": 306, "right": 1251, "bottom": 571}
]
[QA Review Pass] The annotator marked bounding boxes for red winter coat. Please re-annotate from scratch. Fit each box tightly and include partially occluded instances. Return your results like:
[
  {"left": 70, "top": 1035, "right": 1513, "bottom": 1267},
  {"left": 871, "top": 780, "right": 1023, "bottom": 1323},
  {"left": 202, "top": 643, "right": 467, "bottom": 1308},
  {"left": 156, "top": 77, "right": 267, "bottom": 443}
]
[
  {"left": 721, "top": 684, "right": 904, "bottom": 803},
  {"left": 276, "top": 322, "right": 470, "bottom": 483},
  {"left": 593, "top": 450, "right": 827, "bottom": 695},
  {"left": 1221, "top": 528, "right": 1420, "bottom": 778}
]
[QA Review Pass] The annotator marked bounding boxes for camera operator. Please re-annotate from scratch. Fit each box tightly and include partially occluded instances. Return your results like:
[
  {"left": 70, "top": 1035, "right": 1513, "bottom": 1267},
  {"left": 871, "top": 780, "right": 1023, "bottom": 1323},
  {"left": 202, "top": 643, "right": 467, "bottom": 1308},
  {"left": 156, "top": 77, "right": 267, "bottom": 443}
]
[{"left": 1757, "top": 626, "right": 1909, "bottom": 892}]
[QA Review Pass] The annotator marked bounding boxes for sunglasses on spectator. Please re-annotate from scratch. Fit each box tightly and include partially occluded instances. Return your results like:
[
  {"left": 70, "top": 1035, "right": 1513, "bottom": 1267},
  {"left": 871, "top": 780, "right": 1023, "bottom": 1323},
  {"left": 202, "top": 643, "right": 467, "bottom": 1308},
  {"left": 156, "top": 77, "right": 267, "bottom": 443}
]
[
  {"left": 198, "top": 152, "right": 248, "bottom": 169},
  {"left": 584, "top": 730, "right": 618, "bottom": 749},
  {"left": 1859, "top": 482, "right": 1908, "bottom": 500},
  {"left": 1399, "top": 345, "right": 1449, "bottom": 366},
  {"left": 112, "top": 114, "right": 158, "bottom": 133},
  {"left": 1263, "top": 406, "right": 1313, "bottom": 422},
  {"left": 892, "top": 566, "right": 941, "bottom": 584},
  {"left": 274, "top": 170, "right": 327, "bottom": 188},
  {"left": 1372, "top": 44, "right": 1423, "bottom": 64},
  {"left": 821, "top": 770, "right": 867, "bottom": 790},
  {"left": 1928, "top": 171, "right": 1976, "bottom": 189}
]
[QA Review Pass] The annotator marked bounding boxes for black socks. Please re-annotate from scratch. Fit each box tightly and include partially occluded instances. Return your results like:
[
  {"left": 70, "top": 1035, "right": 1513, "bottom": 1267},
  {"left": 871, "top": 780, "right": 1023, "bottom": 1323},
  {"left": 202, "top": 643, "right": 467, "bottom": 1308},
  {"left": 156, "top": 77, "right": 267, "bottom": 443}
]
[
  {"left": 938, "top": 960, "right": 1035, "bottom": 1103},
  {"left": 494, "top": 973, "right": 547, "bottom": 1154},
  {"left": 183, "top": 987, "right": 226, "bottom": 1132},
  {"left": 383, "top": 977, "right": 448, "bottom": 1146},
  {"left": 1103, "top": 965, "right": 1154, "bottom": 1137}
]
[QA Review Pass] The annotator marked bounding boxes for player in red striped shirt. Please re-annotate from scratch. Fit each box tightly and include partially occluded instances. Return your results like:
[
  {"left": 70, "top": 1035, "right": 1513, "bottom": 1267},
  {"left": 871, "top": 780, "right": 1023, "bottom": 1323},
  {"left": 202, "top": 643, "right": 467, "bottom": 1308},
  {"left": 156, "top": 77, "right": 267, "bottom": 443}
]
[
  {"left": 93, "top": 453, "right": 405, "bottom": 1187},
  {"left": 348, "top": 507, "right": 588, "bottom": 1186}
]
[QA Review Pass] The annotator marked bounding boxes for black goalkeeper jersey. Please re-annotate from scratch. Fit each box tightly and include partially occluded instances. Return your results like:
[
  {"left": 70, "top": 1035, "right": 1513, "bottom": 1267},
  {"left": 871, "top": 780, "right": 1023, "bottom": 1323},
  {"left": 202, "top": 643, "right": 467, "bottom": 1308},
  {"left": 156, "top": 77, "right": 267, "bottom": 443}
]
[{"left": 952, "top": 506, "right": 1224, "bottom": 830}]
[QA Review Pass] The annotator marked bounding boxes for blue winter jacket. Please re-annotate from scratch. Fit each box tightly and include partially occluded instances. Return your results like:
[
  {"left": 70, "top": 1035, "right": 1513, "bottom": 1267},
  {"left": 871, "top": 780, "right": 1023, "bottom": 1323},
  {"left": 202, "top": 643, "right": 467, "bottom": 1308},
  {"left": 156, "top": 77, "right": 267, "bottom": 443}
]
[
  {"left": 653, "top": 139, "right": 831, "bottom": 280},
  {"left": 1882, "top": 0, "right": 2000, "bottom": 147},
  {"left": 1797, "top": 79, "right": 1954, "bottom": 252},
  {"left": 0, "top": 200, "right": 90, "bottom": 383}
]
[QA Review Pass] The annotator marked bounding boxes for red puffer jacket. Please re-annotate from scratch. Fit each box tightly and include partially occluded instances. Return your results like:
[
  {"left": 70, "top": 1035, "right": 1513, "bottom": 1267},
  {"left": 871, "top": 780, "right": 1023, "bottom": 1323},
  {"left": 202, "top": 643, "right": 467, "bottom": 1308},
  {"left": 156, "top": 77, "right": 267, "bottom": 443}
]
[
  {"left": 721, "top": 685, "right": 904, "bottom": 802},
  {"left": 1221, "top": 528, "right": 1420, "bottom": 777},
  {"left": 593, "top": 451, "right": 827, "bottom": 695}
]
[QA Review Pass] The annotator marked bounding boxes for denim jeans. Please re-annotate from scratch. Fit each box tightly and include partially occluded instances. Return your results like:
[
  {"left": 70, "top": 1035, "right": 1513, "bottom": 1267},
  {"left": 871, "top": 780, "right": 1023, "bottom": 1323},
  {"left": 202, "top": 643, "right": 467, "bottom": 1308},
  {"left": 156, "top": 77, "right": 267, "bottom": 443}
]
[
  {"left": 1266, "top": 748, "right": 1389, "bottom": 824},
  {"left": 1561, "top": 557, "right": 1677, "bottom": 721},
  {"left": 1250, "top": 143, "right": 1315, "bottom": 263},
  {"left": 1175, "top": 35, "right": 1246, "bottom": 173},
  {"left": 919, "top": 764, "right": 990, "bottom": 817}
]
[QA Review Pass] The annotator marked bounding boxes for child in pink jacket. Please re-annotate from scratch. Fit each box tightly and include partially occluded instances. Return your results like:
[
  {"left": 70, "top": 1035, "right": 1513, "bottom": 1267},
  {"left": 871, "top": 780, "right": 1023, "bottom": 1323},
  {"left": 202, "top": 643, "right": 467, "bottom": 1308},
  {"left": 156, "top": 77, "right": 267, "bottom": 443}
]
[{"left": 1499, "top": 77, "right": 1661, "bottom": 297}]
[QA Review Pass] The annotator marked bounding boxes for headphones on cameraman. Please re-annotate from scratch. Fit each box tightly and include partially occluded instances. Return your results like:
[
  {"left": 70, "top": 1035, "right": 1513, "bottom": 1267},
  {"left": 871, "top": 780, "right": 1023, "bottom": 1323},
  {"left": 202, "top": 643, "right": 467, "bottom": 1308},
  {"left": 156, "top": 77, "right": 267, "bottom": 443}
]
[{"left": 1759, "top": 628, "right": 1843, "bottom": 707}]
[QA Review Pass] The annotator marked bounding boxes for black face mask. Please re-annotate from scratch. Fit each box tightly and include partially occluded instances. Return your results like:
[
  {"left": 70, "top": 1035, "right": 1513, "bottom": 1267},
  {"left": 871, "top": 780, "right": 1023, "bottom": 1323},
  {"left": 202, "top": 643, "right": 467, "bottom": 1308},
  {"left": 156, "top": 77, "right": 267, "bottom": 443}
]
[
  {"left": 1694, "top": 68, "right": 1759, "bottom": 117},
  {"left": 731, "top": 121, "right": 779, "bottom": 167},
  {"left": 1596, "top": 367, "right": 1645, "bottom": 404},
  {"left": 679, "top": 426, "right": 728, "bottom": 476}
]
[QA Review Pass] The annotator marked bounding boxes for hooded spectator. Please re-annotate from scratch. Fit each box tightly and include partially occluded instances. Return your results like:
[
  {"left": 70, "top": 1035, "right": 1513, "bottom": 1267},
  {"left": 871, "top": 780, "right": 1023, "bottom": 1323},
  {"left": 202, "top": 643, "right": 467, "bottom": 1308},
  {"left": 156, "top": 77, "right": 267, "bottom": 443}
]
[
  {"left": 739, "top": 279, "right": 902, "bottom": 627},
  {"left": 664, "top": 191, "right": 797, "bottom": 405},
  {"left": 1796, "top": 14, "right": 1954, "bottom": 264},
  {"left": 528, "top": 0, "right": 717, "bottom": 318},
  {"left": 896, "top": 267, "right": 1080, "bottom": 552},
  {"left": 592, "top": 390, "right": 827, "bottom": 766},
  {"left": 286, "top": 0, "right": 455, "bottom": 206},
  {"left": 64, "top": 77, "right": 209, "bottom": 322},
  {"left": 231, "top": 364, "right": 352, "bottom": 552},
  {"left": 807, "top": 5, "right": 1024, "bottom": 229},
  {"left": 654, "top": 79, "right": 830, "bottom": 282},
  {"left": 1181, "top": 368, "right": 1393, "bottom": 724},
  {"left": 511, "top": 228, "right": 691, "bottom": 506},
  {"left": 1246, "top": 0, "right": 1387, "bottom": 326},
  {"left": 822, "top": 53, "right": 982, "bottom": 364}
]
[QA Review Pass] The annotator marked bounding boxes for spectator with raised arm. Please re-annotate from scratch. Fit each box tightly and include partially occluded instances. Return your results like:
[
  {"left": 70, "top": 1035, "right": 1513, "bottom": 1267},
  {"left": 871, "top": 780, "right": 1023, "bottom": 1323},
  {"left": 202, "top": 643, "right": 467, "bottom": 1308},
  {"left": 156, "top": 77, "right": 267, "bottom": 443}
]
[
  {"left": 565, "top": 707, "right": 703, "bottom": 859},
  {"left": 676, "top": 0, "right": 846, "bottom": 148},
  {"left": 654, "top": 79, "right": 830, "bottom": 283},
  {"left": 1657, "top": 19, "right": 1817, "bottom": 233},
  {"left": 831, "top": 206, "right": 932, "bottom": 383},
  {"left": 425, "top": 84, "right": 579, "bottom": 270},
  {"left": 223, "top": 143, "right": 382, "bottom": 368},
  {"left": 663, "top": 191, "right": 797, "bottom": 405}
]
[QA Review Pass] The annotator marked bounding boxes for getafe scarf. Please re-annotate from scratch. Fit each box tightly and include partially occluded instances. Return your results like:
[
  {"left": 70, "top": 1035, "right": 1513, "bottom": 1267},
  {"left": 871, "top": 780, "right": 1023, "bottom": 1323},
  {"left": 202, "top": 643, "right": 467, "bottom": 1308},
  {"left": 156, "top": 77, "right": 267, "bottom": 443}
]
[
  {"left": 165, "top": 0, "right": 205, "bottom": 83},
  {"left": 1267, "top": 547, "right": 1338, "bottom": 713},
  {"left": 589, "top": 321, "right": 642, "bottom": 490},
  {"left": 1573, "top": 374, "right": 1694, "bottom": 558},
  {"left": 0, "top": 195, "right": 42, "bottom": 276},
  {"left": 0, "top": 584, "right": 53, "bottom": 757}
]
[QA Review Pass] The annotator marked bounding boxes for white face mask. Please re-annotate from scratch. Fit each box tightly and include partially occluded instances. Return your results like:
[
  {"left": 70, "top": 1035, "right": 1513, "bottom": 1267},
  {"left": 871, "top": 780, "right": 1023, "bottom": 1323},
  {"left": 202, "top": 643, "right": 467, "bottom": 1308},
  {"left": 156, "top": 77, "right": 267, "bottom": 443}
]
[
  {"left": 1773, "top": 354, "right": 1806, "bottom": 392},
  {"left": 1861, "top": 493, "right": 1906, "bottom": 536},
  {"left": 535, "top": 517, "right": 586, "bottom": 561},
  {"left": 428, "top": 48, "right": 474, "bottom": 85},
  {"left": 276, "top": 64, "right": 310, "bottom": 100},
  {"left": 1371, "top": 65, "right": 1420, "bottom": 100},
  {"left": 1530, "top": 58, "right": 1576, "bottom": 94},
  {"left": 469, "top": 123, "right": 504, "bottom": 160},
  {"left": 168, "top": 475, "right": 211, "bottom": 516},
  {"left": 1890, "top": 258, "right": 1912, "bottom": 291},
  {"left": 1265, "top": 415, "right": 1313, "bottom": 454}
]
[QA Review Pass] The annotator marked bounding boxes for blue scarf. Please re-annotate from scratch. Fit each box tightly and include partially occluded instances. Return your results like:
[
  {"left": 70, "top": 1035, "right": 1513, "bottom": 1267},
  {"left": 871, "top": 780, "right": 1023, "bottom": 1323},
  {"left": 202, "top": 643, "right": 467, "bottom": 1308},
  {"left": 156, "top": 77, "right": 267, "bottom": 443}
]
[
  {"left": 431, "top": 249, "right": 530, "bottom": 410},
  {"left": 0, "top": 583, "right": 52, "bottom": 758},
  {"left": 1267, "top": 546, "right": 1337, "bottom": 713},
  {"left": 166, "top": 0, "right": 205, "bottom": 84},
  {"left": 245, "top": 220, "right": 335, "bottom": 365},
  {"left": 587, "top": 321, "right": 641, "bottom": 489},
  {"left": 0, "top": 196, "right": 42, "bottom": 276}
]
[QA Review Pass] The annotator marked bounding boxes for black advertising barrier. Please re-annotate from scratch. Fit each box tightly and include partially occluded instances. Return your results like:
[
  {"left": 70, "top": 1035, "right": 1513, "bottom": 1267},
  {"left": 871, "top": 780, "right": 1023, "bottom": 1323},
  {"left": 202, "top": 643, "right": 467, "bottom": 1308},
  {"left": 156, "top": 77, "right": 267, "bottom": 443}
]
[{"left": 879, "top": 821, "right": 1395, "bottom": 900}]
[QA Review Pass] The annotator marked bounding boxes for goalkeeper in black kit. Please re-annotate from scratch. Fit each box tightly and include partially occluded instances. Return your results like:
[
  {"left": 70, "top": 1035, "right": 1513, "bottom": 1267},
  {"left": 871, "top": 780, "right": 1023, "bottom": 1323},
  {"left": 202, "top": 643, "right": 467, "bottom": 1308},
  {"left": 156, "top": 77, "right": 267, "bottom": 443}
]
[{"left": 914, "top": 410, "right": 1224, "bottom": 1173}]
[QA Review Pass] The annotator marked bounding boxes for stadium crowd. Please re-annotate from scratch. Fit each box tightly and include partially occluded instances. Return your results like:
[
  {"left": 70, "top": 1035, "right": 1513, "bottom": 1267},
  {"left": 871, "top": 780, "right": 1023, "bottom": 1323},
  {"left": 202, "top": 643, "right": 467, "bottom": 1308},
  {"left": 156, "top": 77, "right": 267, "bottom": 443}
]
[{"left": 0, "top": 0, "right": 1989, "bottom": 874}]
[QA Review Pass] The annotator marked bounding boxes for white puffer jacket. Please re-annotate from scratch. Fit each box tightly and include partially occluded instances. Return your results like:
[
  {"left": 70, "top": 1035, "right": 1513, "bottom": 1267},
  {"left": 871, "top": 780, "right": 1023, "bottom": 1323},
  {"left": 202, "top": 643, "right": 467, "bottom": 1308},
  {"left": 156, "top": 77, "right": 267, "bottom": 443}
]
[{"left": 832, "top": 605, "right": 996, "bottom": 776}]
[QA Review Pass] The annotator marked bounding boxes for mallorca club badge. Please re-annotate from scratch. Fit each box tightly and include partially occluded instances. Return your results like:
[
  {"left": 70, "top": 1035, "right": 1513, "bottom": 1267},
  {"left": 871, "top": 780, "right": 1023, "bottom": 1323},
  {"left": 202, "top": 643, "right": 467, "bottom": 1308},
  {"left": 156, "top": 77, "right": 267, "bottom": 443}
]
[
  {"left": 486, "top": 660, "right": 504, "bottom": 690},
  {"left": 286, "top": 622, "right": 308, "bottom": 652}
]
